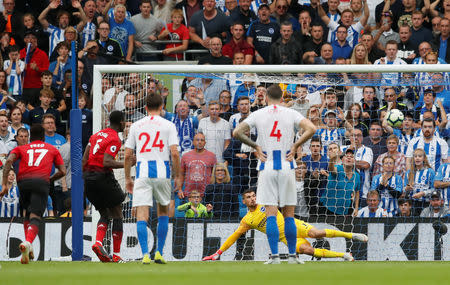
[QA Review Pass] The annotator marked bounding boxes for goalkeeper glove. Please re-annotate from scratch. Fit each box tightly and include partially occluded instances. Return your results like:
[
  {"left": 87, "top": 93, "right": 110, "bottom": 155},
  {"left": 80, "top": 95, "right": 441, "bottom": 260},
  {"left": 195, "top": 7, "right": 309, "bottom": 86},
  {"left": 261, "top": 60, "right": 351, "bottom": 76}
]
[{"left": 202, "top": 250, "right": 223, "bottom": 261}]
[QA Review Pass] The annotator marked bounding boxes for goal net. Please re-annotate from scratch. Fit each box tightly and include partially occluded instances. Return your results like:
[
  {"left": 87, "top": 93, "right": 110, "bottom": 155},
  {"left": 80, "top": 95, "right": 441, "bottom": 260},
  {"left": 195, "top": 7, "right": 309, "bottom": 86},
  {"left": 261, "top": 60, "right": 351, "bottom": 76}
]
[{"left": 92, "top": 64, "right": 450, "bottom": 262}]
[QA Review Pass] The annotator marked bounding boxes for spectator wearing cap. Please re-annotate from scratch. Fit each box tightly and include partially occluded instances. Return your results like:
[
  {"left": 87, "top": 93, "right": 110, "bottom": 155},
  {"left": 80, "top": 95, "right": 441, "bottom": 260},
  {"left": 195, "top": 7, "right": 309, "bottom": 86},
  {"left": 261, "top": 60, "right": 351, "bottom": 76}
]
[
  {"left": 434, "top": 162, "right": 450, "bottom": 207},
  {"left": 246, "top": 4, "right": 280, "bottom": 64},
  {"left": 420, "top": 191, "right": 450, "bottom": 217},
  {"left": 229, "top": 0, "right": 257, "bottom": 31},
  {"left": 20, "top": 30, "right": 49, "bottom": 108},
  {"left": 222, "top": 22, "right": 254, "bottom": 64},
  {"left": 319, "top": 148, "right": 360, "bottom": 216},
  {"left": 270, "top": 21, "right": 302, "bottom": 64},
  {"left": 371, "top": 11, "right": 399, "bottom": 51},
  {"left": 432, "top": 17, "right": 450, "bottom": 63},
  {"left": 316, "top": 110, "right": 346, "bottom": 155}
]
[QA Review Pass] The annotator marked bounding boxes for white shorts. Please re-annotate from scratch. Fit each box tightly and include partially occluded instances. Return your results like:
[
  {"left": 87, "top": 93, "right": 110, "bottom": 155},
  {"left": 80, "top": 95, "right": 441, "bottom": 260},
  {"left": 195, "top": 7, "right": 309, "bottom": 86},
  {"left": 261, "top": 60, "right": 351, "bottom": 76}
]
[
  {"left": 132, "top": 178, "right": 172, "bottom": 207},
  {"left": 256, "top": 169, "right": 296, "bottom": 207}
]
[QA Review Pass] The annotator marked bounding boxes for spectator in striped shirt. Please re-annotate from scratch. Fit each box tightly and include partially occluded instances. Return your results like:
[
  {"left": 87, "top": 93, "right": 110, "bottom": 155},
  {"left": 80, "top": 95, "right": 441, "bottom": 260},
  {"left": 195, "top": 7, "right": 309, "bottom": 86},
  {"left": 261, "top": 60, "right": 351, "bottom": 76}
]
[
  {"left": 370, "top": 156, "right": 403, "bottom": 215},
  {"left": 38, "top": 0, "right": 87, "bottom": 56},
  {"left": 434, "top": 162, "right": 450, "bottom": 207},
  {"left": 0, "top": 169, "right": 20, "bottom": 218},
  {"left": 78, "top": 0, "right": 98, "bottom": 48},
  {"left": 357, "top": 190, "right": 390, "bottom": 217}
]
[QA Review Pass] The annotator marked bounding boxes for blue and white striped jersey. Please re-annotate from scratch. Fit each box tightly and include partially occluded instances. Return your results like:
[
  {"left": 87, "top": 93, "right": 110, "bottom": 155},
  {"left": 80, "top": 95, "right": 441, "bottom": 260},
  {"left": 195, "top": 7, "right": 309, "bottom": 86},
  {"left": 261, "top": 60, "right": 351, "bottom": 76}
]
[
  {"left": 0, "top": 185, "right": 20, "bottom": 217},
  {"left": 342, "top": 145, "right": 373, "bottom": 198},
  {"left": 434, "top": 163, "right": 450, "bottom": 206},
  {"left": 404, "top": 168, "right": 435, "bottom": 202},
  {"left": 406, "top": 136, "right": 448, "bottom": 170},
  {"left": 80, "top": 21, "right": 97, "bottom": 48},
  {"left": 373, "top": 57, "right": 408, "bottom": 86},
  {"left": 328, "top": 21, "right": 363, "bottom": 48},
  {"left": 244, "top": 104, "right": 304, "bottom": 171},
  {"left": 125, "top": 115, "right": 179, "bottom": 179},
  {"left": 4, "top": 60, "right": 25, "bottom": 95},
  {"left": 316, "top": 127, "right": 346, "bottom": 155},
  {"left": 46, "top": 24, "right": 66, "bottom": 55},
  {"left": 371, "top": 174, "right": 403, "bottom": 215},
  {"left": 358, "top": 206, "right": 390, "bottom": 217},
  {"left": 393, "top": 128, "right": 414, "bottom": 155}
]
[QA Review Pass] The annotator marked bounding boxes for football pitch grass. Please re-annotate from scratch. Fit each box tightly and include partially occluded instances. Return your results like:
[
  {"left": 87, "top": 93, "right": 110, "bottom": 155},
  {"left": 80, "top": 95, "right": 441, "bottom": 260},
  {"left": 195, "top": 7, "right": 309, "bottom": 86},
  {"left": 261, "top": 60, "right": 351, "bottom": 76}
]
[{"left": 1, "top": 261, "right": 448, "bottom": 285}]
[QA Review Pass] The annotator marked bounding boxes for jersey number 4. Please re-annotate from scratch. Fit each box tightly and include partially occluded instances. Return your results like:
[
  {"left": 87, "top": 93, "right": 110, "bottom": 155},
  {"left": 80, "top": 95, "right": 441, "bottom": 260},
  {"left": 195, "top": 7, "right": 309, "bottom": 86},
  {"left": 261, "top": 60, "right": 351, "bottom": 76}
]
[
  {"left": 139, "top": 132, "right": 165, "bottom": 152},
  {"left": 270, "top": 121, "right": 282, "bottom": 142},
  {"left": 26, "top": 149, "right": 48, "bottom": 166}
]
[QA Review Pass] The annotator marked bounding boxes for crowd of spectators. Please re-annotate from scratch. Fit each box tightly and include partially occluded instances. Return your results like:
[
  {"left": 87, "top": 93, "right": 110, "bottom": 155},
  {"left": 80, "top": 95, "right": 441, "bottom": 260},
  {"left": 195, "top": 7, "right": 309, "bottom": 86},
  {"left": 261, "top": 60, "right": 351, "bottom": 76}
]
[{"left": 2, "top": 0, "right": 450, "bottom": 220}]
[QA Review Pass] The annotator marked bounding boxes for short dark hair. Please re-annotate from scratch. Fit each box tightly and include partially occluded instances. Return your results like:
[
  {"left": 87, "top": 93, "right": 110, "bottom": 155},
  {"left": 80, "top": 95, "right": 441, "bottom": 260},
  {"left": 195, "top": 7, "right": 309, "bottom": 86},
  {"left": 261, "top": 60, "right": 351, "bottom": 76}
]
[
  {"left": 237, "top": 96, "right": 250, "bottom": 104},
  {"left": 146, "top": 92, "right": 163, "bottom": 111},
  {"left": 7, "top": 45, "right": 19, "bottom": 53},
  {"left": 267, "top": 84, "right": 283, "bottom": 100},
  {"left": 421, "top": 117, "right": 436, "bottom": 127},
  {"left": 398, "top": 198, "right": 412, "bottom": 206},
  {"left": 30, "top": 124, "right": 45, "bottom": 141},
  {"left": 242, "top": 188, "right": 256, "bottom": 196},
  {"left": 41, "top": 70, "right": 53, "bottom": 78},
  {"left": 370, "top": 121, "right": 382, "bottom": 128},
  {"left": 109, "top": 110, "right": 124, "bottom": 126},
  {"left": 310, "top": 136, "right": 322, "bottom": 146}
]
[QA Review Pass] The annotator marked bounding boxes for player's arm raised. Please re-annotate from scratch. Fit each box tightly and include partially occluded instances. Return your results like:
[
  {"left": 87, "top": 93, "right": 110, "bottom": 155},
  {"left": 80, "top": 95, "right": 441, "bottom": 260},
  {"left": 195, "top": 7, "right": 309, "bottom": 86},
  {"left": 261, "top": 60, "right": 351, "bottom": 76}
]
[
  {"left": 233, "top": 122, "right": 267, "bottom": 161},
  {"left": 202, "top": 222, "right": 250, "bottom": 261},
  {"left": 0, "top": 152, "right": 16, "bottom": 198},
  {"left": 288, "top": 118, "right": 317, "bottom": 161}
]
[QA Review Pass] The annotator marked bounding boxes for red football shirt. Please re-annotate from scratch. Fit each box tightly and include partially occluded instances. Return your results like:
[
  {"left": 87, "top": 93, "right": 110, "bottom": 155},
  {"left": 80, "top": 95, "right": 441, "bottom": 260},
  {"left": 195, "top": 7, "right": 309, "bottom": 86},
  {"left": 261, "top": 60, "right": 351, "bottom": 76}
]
[
  {"left": 85, "top": 128, "right": 121, "bottom": 172},
  {"left": 11, "top": 140, "right": 64, "bottom": 182}
]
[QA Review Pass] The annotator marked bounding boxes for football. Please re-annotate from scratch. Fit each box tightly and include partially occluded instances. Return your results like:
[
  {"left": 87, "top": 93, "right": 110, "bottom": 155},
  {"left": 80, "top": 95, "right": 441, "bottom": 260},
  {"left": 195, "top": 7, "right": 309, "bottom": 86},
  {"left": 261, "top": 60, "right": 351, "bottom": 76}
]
[{"left": 386, "top": 109, "right": 405, "bottom": 128}]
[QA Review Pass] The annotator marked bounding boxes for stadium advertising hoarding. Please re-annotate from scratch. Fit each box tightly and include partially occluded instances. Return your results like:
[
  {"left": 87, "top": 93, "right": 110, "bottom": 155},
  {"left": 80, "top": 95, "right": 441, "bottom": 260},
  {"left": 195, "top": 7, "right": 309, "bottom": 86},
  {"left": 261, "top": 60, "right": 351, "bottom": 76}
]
[{"left": 0, "top": 218, "right": 449, "bottom": 261}]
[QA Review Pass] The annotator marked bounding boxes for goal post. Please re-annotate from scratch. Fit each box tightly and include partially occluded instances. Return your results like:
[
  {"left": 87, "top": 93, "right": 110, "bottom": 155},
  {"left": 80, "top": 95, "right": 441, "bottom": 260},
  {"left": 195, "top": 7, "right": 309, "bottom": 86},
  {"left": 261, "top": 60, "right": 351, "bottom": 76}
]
[{"left": 89, "top": 64, "right": 450, "bottom": 262}]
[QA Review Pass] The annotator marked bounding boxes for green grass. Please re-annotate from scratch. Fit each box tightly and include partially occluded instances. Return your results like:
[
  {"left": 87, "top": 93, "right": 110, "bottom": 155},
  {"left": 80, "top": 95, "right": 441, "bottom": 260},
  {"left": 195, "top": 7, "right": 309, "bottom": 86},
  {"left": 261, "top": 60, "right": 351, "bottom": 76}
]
[{"left": 0, "top": 261, "right": 448, "bottom": 285}]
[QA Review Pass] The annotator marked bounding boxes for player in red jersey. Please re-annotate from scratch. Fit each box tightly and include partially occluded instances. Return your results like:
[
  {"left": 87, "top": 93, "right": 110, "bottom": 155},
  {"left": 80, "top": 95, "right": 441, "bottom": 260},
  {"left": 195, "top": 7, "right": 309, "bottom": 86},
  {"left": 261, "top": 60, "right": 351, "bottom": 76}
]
[
  {"left": 0, "top": 124, "right": 66, "bottom": 264},
  {"left": 82, "top": 110, "right": 127, "bottom": 263}
]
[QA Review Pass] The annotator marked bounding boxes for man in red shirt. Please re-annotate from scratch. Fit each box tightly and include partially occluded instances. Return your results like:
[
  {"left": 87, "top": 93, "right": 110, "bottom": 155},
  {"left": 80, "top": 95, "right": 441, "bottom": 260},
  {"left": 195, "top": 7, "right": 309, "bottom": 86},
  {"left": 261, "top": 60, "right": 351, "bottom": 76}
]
[
  {"left": 0, "top": 124, "right": 66, "bottom": 264},
  {"left": 82, "top": 110, "right": 127, "bottom": 263},
  {"left": 222, "top": 22, "right": 254, "bottom": 64},
  {"left": 20, "top": 31, "right": 50, "bottom": 109},
  {"left": 177, "top": 132, "right": 217, "bottom": 199}
]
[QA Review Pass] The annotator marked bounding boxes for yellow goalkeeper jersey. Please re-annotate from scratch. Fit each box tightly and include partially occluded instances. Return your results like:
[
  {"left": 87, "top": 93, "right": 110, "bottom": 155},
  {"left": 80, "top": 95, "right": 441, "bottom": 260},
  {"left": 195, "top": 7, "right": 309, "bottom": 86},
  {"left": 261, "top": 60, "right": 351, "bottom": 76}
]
[{"left": 219, "top": 205, "right": 312, "bottom": 252}]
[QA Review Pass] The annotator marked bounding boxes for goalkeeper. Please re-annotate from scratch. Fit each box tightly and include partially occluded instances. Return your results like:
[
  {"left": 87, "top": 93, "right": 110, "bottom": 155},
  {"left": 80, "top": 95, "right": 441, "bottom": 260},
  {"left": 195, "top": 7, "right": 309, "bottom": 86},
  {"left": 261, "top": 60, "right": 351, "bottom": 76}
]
[{"left": 203, "top": 189, "right": 368, "bottom": 261}]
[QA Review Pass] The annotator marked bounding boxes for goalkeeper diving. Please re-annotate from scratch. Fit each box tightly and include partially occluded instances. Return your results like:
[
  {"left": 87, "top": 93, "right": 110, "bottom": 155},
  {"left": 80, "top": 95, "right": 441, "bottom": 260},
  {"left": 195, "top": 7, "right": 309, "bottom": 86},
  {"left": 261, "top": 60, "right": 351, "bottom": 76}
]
[{"left": 203, "top": 189, "right": 368, "bottom": 261}]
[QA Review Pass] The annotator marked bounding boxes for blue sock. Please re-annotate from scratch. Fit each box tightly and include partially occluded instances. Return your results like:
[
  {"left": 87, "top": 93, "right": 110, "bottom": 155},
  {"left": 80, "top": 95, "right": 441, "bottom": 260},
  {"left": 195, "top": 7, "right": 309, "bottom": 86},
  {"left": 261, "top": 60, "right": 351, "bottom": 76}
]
[
  {"left": 284, "top": 217, "right": 297, "bottom": 255},
  {"left": 137, "top": 221, "right": 148, "bottom": 255},
  {"left": 157, "top": 216, "right": 169, "bottom": 255},
  {"left": 266, "top": 216, "right": 279, "bottom": 255}
]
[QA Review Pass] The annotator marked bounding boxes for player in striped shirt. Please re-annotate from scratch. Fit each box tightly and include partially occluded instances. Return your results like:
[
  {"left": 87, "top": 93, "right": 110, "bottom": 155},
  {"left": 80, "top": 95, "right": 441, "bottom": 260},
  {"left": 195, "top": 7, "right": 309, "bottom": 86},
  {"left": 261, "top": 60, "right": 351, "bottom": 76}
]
[
  {"left": 404, "top": 148, "right": 436, "bottom": 216},
  {"left": 434, "top": 162, "right": 450, "bottom": 207},
  {"left": 358, "top": 190, "right": 391, "bottom": 218},
  {"left": 370, "top": 156, "right": 403, "bottom": 215},
  {"left": 124, "top": 93, "right": 181, "bottom": 265},
  {"left": 233, "top": 84, "right": 316, "bottom": 264},
  {"left": 406, "top": 118, "right": 448, "bottom": 171}
]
